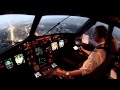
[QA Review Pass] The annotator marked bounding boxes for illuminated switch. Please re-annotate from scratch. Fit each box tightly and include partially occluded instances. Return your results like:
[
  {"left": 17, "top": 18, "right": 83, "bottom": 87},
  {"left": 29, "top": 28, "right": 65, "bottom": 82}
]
[
  {"left": 27, "top": 58, "right": 30, "bottom": 61},
  {"left": 34, "top": 64, "right": 40, "bottom": 71},
  {"left": 48, "top": 59, "right": 53, "bottom": 63},
  {"left": 28, "top": 62, "right": 32, "bottom": 66},
  {"left": 0, "top": 61, "right": 4, "bottom": 69}
]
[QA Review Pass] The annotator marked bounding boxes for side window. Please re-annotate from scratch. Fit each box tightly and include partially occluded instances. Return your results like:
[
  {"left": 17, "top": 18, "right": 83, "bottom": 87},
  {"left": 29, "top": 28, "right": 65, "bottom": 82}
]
[
  {"left": 84, "top": 21, "right": 108, "bottom": 45},
  {"left": 112, "top": 27, "right": 120, "bottom": 47}
]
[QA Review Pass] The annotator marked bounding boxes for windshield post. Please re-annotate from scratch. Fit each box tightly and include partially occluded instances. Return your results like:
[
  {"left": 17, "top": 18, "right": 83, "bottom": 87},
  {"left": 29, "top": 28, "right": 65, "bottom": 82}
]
[{"left": 29, "top": 14, "right": 42, "bottom": 38}]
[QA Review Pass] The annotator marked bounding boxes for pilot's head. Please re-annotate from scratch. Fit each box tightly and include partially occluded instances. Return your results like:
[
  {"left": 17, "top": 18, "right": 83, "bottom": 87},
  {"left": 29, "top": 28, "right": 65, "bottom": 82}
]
[{"left": 94, "top": 25, "right": 108, "bottom": 43}]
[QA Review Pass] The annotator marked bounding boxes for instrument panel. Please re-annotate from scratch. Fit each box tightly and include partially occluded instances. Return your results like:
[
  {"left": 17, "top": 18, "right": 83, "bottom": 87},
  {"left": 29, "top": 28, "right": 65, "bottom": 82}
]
[{"left": 0, "top": 34, "right": 68, "bottom": 79}]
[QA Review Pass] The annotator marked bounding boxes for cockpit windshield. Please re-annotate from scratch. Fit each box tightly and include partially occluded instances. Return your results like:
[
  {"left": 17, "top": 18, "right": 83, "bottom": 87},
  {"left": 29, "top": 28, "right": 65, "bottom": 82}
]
[
  {"left": 35, "top": 15, "right": 89, "bottom": 36},
  {"left": 0, "top": 14, "right": 35, "bottom": 52},
  {"left": 0, "top": 14, "right": 89, "bottom": 53}
]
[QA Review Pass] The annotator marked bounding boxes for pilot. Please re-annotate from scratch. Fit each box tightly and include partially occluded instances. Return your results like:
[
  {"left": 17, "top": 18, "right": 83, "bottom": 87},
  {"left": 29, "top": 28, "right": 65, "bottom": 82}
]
[
  {"left": 52, "top": 25, "right": 118, "bottom": 78},
  {"left": 81, "top": 28, "right": 118, "bottom": 56}
]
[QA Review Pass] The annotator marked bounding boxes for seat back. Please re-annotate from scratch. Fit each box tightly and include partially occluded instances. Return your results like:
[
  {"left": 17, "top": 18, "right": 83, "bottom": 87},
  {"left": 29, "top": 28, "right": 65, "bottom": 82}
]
[
  {"left": 81, "top": 37, "right": 118, "bottom": 79},
  {"left": 108, "top": 37, "right": 119, "bottom": 55},
  {"left": 85, "top": 55, "right": 115, "bottom": 79},
  {"left": 85, "top": 37, "right": 118, "bottom": 79}
]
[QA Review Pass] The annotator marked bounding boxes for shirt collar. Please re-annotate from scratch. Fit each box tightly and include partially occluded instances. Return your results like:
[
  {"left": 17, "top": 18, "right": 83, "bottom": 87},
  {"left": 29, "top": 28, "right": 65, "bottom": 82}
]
[{"left": 95, "top": 41, "right": 105, "bottom": 47}]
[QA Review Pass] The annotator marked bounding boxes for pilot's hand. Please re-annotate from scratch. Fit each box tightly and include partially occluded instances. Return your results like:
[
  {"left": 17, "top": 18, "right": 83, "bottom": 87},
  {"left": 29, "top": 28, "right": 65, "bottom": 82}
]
[
  {"left": 52, "top": 68, "right": 66, "bottom": 76},
  {"left": 80, "top": 46, "right": 85, "bottom": 52}
]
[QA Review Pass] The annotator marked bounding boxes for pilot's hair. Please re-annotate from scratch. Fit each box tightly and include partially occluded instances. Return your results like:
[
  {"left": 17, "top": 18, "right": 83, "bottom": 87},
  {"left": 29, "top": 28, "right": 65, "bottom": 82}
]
[{"left": 95, "top": 25, "right": 108, "bottom": 39}]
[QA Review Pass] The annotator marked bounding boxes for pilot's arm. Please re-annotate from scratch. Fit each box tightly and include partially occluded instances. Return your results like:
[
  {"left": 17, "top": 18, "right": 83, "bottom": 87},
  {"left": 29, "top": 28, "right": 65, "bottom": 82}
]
[
  {"left": 80, "top": 46, "right": 91, "bottom": 56},
  {"left": 52, "top": 49, "right": 106, "bottom": 77},
  {"left": 52, "top": 68, "right": 82, "bottom": 76}
]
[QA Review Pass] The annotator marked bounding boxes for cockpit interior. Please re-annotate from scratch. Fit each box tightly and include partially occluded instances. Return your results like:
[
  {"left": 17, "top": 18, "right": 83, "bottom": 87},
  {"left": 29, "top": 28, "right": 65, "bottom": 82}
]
[{"left": 0, "top": 5, "right": 120, "bottom": 80}]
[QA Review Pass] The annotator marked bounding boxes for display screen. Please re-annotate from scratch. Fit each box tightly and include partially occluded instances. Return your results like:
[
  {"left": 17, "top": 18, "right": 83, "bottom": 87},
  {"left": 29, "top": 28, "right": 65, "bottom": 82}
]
[
  {"left": 35, "top": 47, "right": 43, "bottom": 56},
  {"left": 34, "top": 72, "right": 42, "bottom": 78},
  {"left": 51, "top": 63, "right": 57, "bottom": 68},
  {"left": 14, "top": 53, "right": 25, "bottom": 65},
  {"left": 4, "top": 58, "right": 14, "bottom": 69},
  {"left": 51, "top": 42, "right": 58, "bottom": 51},
  {"left": 73, "top": 46, "right": 79, "bottom": 50},
  {"left": 38, "top": 57, "right": 47, "bottom": 67},
  {"left": 59, "top": 40, "right": 64, "bottom": 48}
]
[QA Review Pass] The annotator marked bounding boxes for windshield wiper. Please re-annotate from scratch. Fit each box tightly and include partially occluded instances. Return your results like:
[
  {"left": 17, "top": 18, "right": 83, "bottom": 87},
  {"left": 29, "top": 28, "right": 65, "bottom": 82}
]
[{"left": 43, "top": 16, "right": 70, "bottom": 35}]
